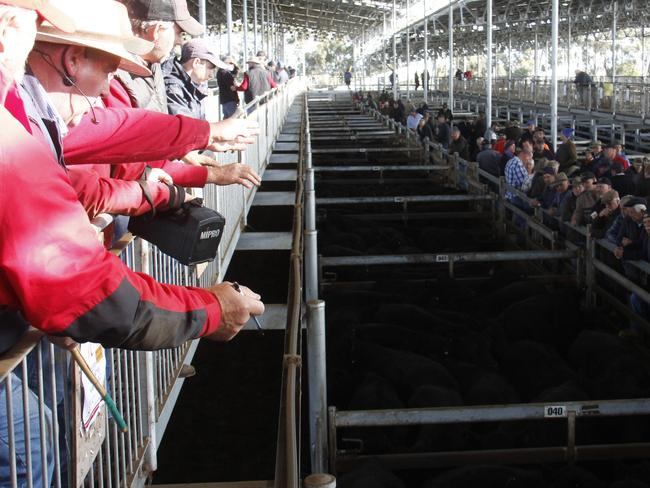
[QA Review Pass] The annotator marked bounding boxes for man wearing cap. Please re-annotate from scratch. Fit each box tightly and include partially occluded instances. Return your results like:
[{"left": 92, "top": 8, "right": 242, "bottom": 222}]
[
  {"left": 605, "top": 195, "right": 634, "bottom": 244},
  {"left": 448, "top": 126, "right": 469, "bottom": 160},
  {"left": 217, "top": 55, "right": 239, "bottom": 118},
  {"left": 560, "top": 176, "right": 584, "bottom": 223},
  {"left": 0, "top": 0, "right": 265, "bottom": 396},
  {"left": 530, "top": 164, "right": 558, "bottom": 208},
  {"left": 165, "top": 38, "right": 230, "bottom": 118},
  {"left": 117, "top": 0, "right": 202, "bottom": 113},
  {"left": 503, "top": 120, "right": 521, "bottom": 143},
  {"left": 590, "top": 190, "right": 621, "bottom": 239},
  {"left": 27, "top": 0, "right": 261, "bottom": 230},
  {"left": 0, "top": 1, "right": 261, "bottom": 484},
  {"left": 610, "top": 162, "right": 637, "bottom": 197},
  {"left": 614, "top": 198, "right": 648, "bottom": 279},
  {"left": 476, "top": 138, "right": 502, "bottom": 177},
  {"left": 571, "top": 172, "right": 599, "bottom": 226},
  {"left": 548, "top": 172, "right": 569, "bottom": 216},
  {"left": 556, "top": 128, "right": 578, "bottom": 172},
  {"left": 518, "top": 120, "right": 536, "bottom": 146},
  {"left": 237, "top": 56, "right": 271, "bottom": 109}
]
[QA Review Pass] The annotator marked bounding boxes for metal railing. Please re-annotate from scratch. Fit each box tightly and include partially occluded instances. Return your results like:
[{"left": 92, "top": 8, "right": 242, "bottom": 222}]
[
  {"left": 387, "top": 77, "right": 650, "bottom": 118},
  {"left": 273, "top": 93, "right": 305, "bottom": 488},
  {"left": 0, "top": 77, "right": 305, "bottom": 488}
]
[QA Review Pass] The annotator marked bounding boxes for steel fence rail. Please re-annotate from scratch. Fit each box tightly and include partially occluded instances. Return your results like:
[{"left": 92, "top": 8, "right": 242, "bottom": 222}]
[{"left": 0, "top": 77, "right": 305, "bottom": 488}]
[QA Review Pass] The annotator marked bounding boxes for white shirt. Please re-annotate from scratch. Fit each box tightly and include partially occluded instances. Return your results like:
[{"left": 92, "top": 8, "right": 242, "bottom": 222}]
[{"left": 406, "top": 113, "right": 423, "bottom": 131}]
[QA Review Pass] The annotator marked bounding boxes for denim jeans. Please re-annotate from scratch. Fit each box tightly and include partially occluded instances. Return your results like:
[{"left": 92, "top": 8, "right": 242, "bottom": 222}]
[
  {"left": 221, "top": 101, "right": 238, "bottom": 119},
  {"left": 630, "top": 293, "right": 650, "bottom": 333},
  {"left": 0, "top": 371, "right": 54, "bottom": 488}
]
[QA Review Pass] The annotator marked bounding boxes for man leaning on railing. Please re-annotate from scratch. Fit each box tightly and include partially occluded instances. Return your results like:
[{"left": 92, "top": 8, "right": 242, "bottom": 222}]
[{"left": 0, "top": 2, "right": 265, "bottom": 486}]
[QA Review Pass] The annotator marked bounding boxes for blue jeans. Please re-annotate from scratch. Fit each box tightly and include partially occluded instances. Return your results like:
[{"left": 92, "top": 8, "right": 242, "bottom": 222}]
[
  {"left": 0, "top": 372, "right": 54, "bottom": 488},
  {"left": 221, "top": 101, "right": 238, "bottom": 119},
  {"left": 630, "top": 293, "right": 650, "bottom": 333}
]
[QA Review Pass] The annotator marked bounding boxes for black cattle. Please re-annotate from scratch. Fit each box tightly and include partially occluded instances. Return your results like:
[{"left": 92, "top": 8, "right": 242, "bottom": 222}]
[
  {"left": 475, "top": 281, "right": 543, "bottom": 317},
  {"left": 346, "top": 374, "right": 408, "bottom": 453},
  {"left": 406, "top": 385, "right": 467, "bottom": 452},
  {"left": 499, "top": 291, "right": 582, "bottom": 354},
  {"left": 610, "top": 480, "right": 650, "bottom": 488},
  {"left": 546, "top": 465, "right": 607, "bottom": 488},
  {"left": 422, "top": 465, "right": 544, "bottom": 488},
  {"left": 500, "top": 340, "right": 576, "bottom": 400},
  {"left": 337, "top": 460, "right": 406, "bottom": 488},
  {"left": 355, "top": 342, "right": 459, "bottom": 397}
]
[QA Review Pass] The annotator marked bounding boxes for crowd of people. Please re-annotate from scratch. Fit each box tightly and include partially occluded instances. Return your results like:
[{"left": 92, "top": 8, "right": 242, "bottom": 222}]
[
  {"left": 357, "top": 91, "right": 650, "bottom": 335},
  {"left": 0, "top": 0, "right": 298, "bottom": 484}
]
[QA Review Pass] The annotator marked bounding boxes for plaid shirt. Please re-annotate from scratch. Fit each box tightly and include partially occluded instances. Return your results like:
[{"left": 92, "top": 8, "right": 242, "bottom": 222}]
[{"left": 504, "top": 156, "right": 528, "bottom": 200}]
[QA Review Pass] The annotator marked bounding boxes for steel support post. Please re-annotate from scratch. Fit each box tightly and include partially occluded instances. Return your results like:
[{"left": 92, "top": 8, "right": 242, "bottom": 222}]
[
  {"left": 392, "top": 0, "right": 397, "bottom": 99},
  {"left": 305, "top": 230, "right": 318, "bottom": 302},
  {"left": 307, "top": 300, "right": 328, "bottom": 474},
  {"left": 253, "top": 0, "right": 258, "bottom": 53},
  {"left": 226, "top": 0, "right": 233, "bottom": 55},
  {"left": 612, "top": 1, "right": 618, "bottom": 114},
  {"left": 383, "top": 12, "right": 387, "bottom": 90},
  {"left": 242, "top": 0, "right": 248, "bottom": 62},
  {"left": 534, "top": 30, "right": 538, "bottom": 78},
  {"left": 486, "top": 0, "right": 492, "bottom": 132},
  {"left": 261, "top": 0, "right": 265, "bottom": 54},
  {"left": 507, "top": 35, "right": 512, "bottom": 83},
  {"left": 566, "top": 10, "right": 571, "bottom": 82},
  {"left": 448, "top": 0, "right": 453, "bottom": 109},
  {"left": 423, "top": 4, "right": 428, "bottom": 102},
  {"left": 198, "top": 0, "right": 206, "bottom": 32},
  {"left": 406, "top": 0, "right": 410, "bottom": 99},
  {"left": 551, "top": 0, "right": 559, "bottom": 153}
]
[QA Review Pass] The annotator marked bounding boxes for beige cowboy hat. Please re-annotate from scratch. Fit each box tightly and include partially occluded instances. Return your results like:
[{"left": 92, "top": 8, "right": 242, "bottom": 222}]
[
  {"left": 3, "top": 0, "right": 75, "bottom": 33},
  {"left": 35, "top": 0, "right": 152, "bottom": 77},
  {"left": 246, "top": 56, "right": 264, "bottom": 65}
]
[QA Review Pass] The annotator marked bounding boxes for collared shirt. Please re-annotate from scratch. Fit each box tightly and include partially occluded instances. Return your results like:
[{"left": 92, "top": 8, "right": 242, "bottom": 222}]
[
  {"left": 504, "top": 156, "right": 529, "bottom": 200},
  {"left": 19, "top": 69, "right": 69, "bottom": 165},
  {"left": 406, "top": 113, "right": 422, "bottom": 131}
]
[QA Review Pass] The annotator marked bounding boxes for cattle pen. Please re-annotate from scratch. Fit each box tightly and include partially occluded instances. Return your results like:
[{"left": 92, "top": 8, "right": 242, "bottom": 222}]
[{"left": 302, "top": 91, "right": 650, "bottom": 487}]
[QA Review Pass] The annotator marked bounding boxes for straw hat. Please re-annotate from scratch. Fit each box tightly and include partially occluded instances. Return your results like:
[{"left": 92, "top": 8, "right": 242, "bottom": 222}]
[
  {"left": 35, "top": 0, "right": 152, "bottom": 77},
  {"left": 3, "top": 0, "right": 75, "bottom": 32},
  {"left": 246, "top": 56, "right": 264, "bottom": 65}
]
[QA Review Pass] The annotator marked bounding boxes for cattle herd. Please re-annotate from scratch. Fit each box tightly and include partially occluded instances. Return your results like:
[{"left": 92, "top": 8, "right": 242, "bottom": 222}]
[{"left": 310, "top": 105, "right": 650, "bottom": 488}]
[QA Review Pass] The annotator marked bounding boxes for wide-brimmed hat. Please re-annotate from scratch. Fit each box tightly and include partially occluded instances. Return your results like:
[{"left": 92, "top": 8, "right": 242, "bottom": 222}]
[
  {"left": 125, "top": 0, "right": 204, "bottom": 37},
  {"left": 4, "top": 0, "right": 75, "bottom": 32},
  {"left": 590, "top": 140, "right": 603, "bottom": 150},
  {"left": 36, "top": 0, "right": 152, "bottom": 77},
  {"left": 551, "top": 172, "right": 569, "bottom": 186},
  {"left": 246, "top": 56, "right": 264, "bottom": 65}
]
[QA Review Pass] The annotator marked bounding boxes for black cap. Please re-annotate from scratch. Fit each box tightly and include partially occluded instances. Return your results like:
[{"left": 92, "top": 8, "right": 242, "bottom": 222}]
[
  {"left": 597, "top": 177, "right": 612, "bottom": 186},
  {"left": 611, "top": 162, "right": 623, "bottom": 173},
  {"left": 623, "top": 197, "right": 648, "bottom": 208},
  {"left": 581, "top": 171, "right": 596, "bottom": 182},
  {"left": 124, "top": 0, "right": 204, "bottom": 36}
]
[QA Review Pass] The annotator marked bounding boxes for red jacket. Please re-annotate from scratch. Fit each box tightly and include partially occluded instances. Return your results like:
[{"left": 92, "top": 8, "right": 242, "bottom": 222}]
[
  {"left": 0, "top": 68, "right": 223, "bottom": 350},
  {"left": 61, "top": 79, "right": 210, "bottom": 219}
]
